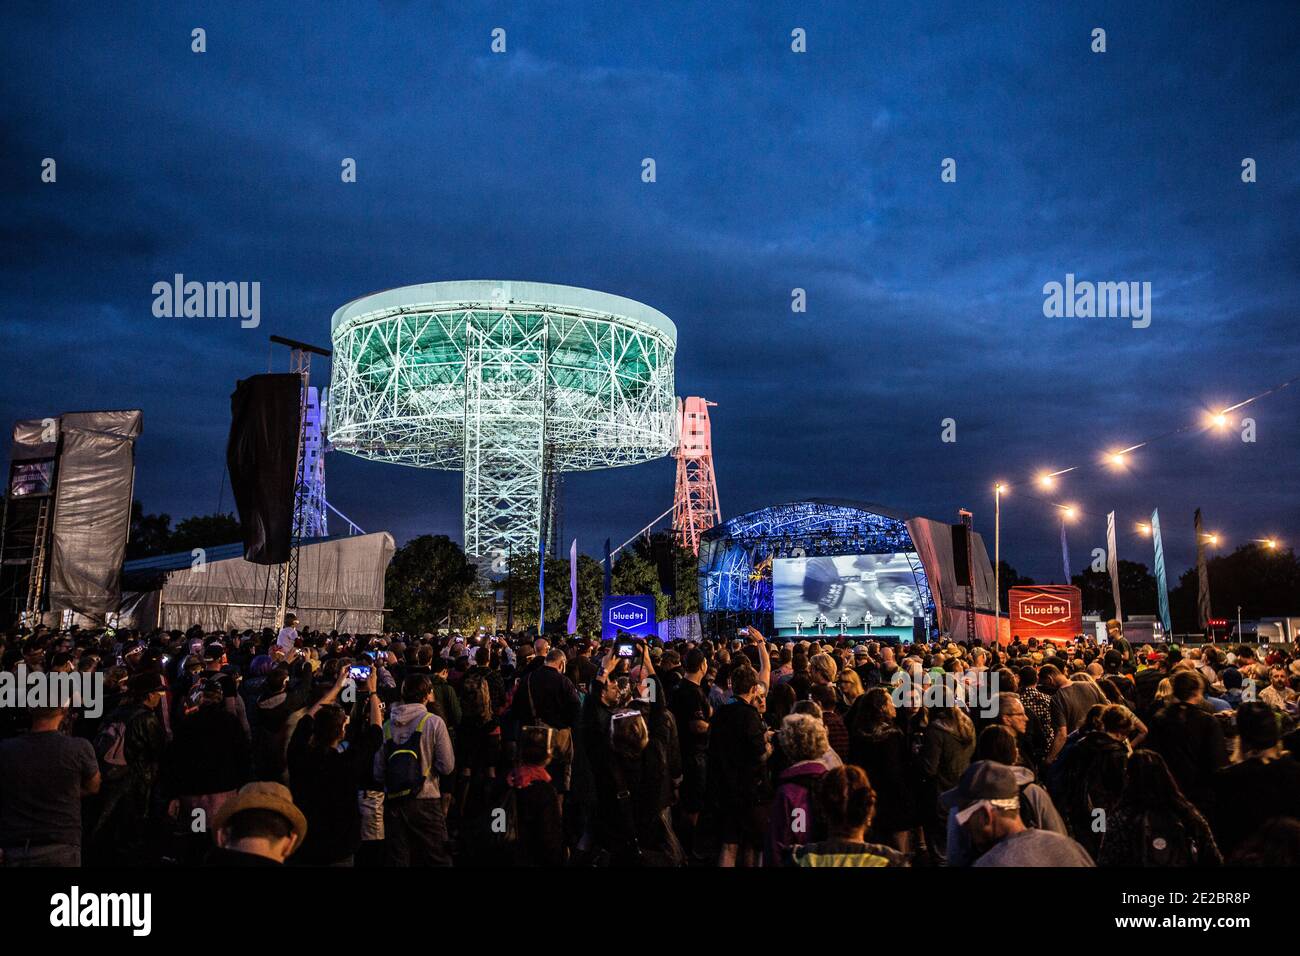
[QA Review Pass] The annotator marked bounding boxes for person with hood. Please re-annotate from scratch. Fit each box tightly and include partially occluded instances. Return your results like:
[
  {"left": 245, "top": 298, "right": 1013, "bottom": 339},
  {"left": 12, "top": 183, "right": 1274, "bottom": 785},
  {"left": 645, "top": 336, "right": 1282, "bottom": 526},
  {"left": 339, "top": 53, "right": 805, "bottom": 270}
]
[
  {"left": 766, "top": 712, "right": 829, "bottom": 865},
  {"left": 945, "top": 726, "right": 1068, "bottom": 866},
  {"left": 1052, "top": 704, "right": 1134, "bottom": 857},
  {"left": 376, "top": 673, "right": 455, "bottom": 866}
]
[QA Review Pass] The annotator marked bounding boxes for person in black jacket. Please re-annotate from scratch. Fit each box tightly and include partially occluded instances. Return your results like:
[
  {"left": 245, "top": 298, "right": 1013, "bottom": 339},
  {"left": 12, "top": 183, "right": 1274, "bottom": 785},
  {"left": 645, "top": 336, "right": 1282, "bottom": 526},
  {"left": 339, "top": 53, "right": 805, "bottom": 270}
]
[
  {"left": 707, "top": 664, "right": 770, "bottom": 867},
  {"left": 1143, "top": 671, "right": 1229, "bottom": 816},
  {"left": 286, "top": 666, "right": 383, "bottom": 866},
  {"left": 1210, "top": 702, "right": 1300, "bottom": 857},
  {"left": 163, "top": 677, "right": 251, "bottom": 862},
  {"left": 508, "top": 648, "right": 581, "bottom": 799},
  {"left": 847, "top": 688, "right": 917, "bottom": 852},
  {"left": 503, "top": 725, "right": 564, "bottom": 866},
  {"left": 251, "top": 658, "right": 313, "bottom": 783}
]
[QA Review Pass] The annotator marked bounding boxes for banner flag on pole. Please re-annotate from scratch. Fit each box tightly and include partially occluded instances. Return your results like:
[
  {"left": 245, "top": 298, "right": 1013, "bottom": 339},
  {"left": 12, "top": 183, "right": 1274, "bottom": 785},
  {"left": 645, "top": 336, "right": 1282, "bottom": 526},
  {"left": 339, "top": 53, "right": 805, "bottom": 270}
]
[
  {"left": 567, "top": 538, "right": 578, "bottom": 635},
  {"left": 1151, "top": 509, "right": 1172, "bottom": 634},
  {"left": 1194, "top": 508, "right": 1211, "bottom": 630},
  {"left": 603, "top": 537, "right": 612, "bottom": 598},
  {"left": 1060, "top": 519, "right": 1071, "bottom": 584},
  {"left": 538, "top": 538, "right": 546, "bottom": 634},
  {"left": 1106, "top": 511, "right": 1123, "bottom": 621}
]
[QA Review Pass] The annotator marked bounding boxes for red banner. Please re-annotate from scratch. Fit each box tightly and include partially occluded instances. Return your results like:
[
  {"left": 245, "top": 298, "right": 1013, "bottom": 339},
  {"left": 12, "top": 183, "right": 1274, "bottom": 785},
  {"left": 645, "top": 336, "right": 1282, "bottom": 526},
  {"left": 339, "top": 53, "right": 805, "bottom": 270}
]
[{"left": 1008, "top": 585, "right": 1083, "bottom": 642}]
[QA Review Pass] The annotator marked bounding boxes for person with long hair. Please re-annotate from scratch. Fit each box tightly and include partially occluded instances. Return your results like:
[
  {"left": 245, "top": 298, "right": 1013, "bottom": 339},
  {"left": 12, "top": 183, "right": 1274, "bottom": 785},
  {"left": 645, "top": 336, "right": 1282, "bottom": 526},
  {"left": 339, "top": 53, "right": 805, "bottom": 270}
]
[
  {"left": 918, "top": 695, "right": 975, "bottom": 860},
  {"left": 1096, "top": 750, "right": 1221, "bottom": 866},
  {"left": 453, "top": 668, "right": 501, "bottom": 823},
  {"left": 846, "top": 688, "right": 917, "bottom": 853}
]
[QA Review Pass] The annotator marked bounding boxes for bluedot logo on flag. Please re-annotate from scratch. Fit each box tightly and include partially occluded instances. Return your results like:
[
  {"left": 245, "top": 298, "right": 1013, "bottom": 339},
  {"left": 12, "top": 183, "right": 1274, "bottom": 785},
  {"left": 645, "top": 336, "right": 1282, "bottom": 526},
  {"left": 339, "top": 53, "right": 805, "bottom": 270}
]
[{"left": 601, "top": 595, "right": 657, "bottom": 638}]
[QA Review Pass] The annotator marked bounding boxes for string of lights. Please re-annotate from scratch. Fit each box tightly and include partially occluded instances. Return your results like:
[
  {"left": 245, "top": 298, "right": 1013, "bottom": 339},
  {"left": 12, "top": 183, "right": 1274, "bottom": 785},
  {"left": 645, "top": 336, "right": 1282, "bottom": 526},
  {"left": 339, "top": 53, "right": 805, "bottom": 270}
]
[{"left": 989, "top": 371, "right": 1299, "bottom": 552}]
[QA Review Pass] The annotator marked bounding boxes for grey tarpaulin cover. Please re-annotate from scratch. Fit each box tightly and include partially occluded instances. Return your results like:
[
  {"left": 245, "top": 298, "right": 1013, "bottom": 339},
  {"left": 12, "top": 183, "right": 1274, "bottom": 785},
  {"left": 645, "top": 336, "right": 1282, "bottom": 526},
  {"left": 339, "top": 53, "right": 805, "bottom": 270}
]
[
  {"left": 11, "top": 418, "right": 58, "bottom": 461},
  {"left": 137, "top": 532, "right": 395, "bottom": 632},
  {"left": 905, "top": 516, "right": 996, "bottom": 636},
  {"left": 47, "top": 410, "right": 143, "bottom": 618}
]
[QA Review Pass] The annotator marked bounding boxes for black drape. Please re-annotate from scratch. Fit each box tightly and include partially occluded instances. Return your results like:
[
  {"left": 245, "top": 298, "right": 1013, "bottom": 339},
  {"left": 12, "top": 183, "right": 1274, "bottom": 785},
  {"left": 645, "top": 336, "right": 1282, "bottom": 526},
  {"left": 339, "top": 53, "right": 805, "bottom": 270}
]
[{"left": 227, "top": 374, "right": 300, "bottom": 565}]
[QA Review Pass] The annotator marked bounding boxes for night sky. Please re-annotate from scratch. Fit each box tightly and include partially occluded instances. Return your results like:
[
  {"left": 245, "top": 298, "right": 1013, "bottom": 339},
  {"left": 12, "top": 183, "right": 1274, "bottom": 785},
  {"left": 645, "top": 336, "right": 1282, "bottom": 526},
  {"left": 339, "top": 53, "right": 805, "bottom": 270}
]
[{"left": 3, "top": 1, "right": 1298, "bottom": 583}]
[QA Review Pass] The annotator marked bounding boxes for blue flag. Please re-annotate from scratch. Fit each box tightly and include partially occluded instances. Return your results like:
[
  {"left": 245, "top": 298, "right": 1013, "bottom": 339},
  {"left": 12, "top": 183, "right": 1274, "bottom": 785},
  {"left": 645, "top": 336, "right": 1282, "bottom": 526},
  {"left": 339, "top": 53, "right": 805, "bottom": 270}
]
[
  {"left": 538, "top": 538, "right": 546, "bottom": 634},
  {"left": 1151, "top": 509, "right": 1172, "bottom": 634},
  {"left": 1060, "top": 519, "right": 1072, "bottom": 584},
  {"left": 567, "top": 538, "right": 578, "bottom": 635}
]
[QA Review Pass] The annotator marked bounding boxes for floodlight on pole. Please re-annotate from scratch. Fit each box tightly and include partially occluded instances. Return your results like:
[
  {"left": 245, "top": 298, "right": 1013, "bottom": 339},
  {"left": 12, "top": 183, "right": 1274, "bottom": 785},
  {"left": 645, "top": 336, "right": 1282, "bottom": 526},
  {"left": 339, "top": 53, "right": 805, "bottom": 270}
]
[{"left": 993, "top": 483, "right": 1006, "bottom": 617}]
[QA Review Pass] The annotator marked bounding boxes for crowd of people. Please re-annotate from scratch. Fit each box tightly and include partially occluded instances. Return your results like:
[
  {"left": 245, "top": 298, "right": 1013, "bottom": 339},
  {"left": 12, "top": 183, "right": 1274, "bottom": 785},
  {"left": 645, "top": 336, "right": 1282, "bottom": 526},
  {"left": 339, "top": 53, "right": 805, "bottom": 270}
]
[{"left": 1, "top": 614, "right": 1298, "bottom": 868}]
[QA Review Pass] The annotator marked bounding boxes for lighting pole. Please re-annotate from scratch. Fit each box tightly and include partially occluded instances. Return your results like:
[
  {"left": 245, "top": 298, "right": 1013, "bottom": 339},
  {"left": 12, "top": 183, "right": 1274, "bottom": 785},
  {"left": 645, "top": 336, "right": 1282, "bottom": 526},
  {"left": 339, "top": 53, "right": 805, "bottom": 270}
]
[{"left": 994, "top": 484, "right": 1005, "bottom": 618}]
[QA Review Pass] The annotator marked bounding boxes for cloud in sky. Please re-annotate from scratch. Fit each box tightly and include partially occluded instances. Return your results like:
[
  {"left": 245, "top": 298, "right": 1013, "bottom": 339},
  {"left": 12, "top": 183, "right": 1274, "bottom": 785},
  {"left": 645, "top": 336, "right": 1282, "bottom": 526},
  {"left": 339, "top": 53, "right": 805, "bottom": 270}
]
[{"left": 1, "top": 0, "right": 1298, "bottom": 581}]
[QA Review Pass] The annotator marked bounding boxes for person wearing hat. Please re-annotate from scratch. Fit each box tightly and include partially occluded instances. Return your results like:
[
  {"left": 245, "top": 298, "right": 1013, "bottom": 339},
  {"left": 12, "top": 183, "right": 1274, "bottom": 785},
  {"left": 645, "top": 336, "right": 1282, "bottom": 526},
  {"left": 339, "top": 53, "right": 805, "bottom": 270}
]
[
  {"left": 208, "top": 781, "right": 307, "bottom": 865},
  {"left": 945, "top": 761, "right": 1093, "bottom": 867}
]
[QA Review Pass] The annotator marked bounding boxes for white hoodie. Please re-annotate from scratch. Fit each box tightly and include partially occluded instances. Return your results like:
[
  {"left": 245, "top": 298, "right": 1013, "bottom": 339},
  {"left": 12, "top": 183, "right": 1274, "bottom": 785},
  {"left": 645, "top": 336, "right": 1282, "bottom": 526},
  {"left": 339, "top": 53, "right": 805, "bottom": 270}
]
[{"left": 374, "top": 703, "right": 455, "bottom": 799}]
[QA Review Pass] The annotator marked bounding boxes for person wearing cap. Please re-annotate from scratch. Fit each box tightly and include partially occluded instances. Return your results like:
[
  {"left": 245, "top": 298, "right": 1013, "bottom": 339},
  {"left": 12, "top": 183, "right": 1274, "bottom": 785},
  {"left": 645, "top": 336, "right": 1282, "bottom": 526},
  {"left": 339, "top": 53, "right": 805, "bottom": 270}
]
[
  {"left": 207, "top": 781, "right": 307, "bottom": 865},
  {"left": 946, "top": 761, "right": 1093, "bottom": 866},
  {"left": 199, "top": 640, "right": 249, "bottom": 737}
]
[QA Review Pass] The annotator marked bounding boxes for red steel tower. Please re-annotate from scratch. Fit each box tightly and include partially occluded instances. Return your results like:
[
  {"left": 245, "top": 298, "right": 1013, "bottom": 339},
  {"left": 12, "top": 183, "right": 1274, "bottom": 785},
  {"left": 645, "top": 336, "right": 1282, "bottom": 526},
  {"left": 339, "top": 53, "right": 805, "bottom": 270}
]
[{"left": 673, "top": 396, "right": 721, "bottom": 554}]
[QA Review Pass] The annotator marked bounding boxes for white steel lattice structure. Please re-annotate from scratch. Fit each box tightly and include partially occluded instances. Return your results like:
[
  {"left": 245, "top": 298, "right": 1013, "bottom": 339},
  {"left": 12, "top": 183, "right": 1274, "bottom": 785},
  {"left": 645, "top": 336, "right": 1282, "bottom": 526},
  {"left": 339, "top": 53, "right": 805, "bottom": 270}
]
[
  {"left": 297, "top": 386, "right": 329, "bottom": 539},
  {"left": 328, "top": 281, "right": 677, "bottom": 559}
]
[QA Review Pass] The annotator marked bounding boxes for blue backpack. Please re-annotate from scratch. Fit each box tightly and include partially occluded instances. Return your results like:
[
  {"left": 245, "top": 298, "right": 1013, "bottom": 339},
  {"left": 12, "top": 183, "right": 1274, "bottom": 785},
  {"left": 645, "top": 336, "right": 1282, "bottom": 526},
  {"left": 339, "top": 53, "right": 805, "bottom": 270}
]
[{"left": 383, "top": 713, "right": 432, "bottom": 801}]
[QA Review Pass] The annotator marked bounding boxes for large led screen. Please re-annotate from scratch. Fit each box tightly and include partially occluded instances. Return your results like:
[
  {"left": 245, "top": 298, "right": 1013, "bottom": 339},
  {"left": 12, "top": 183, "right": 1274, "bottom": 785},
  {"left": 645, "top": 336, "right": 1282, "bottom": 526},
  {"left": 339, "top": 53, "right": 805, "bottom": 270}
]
[{"left": 773, "top": 553, "right": 924, "bottom": 629}]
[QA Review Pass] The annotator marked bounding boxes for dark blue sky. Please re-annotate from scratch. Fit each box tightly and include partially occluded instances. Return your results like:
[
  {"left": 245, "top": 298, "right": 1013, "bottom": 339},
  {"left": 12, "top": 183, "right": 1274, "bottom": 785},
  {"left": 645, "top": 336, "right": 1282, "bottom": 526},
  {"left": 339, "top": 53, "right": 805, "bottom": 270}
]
[{"left": 3, "top": 1, "right": 1298, "bottom": 583}]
